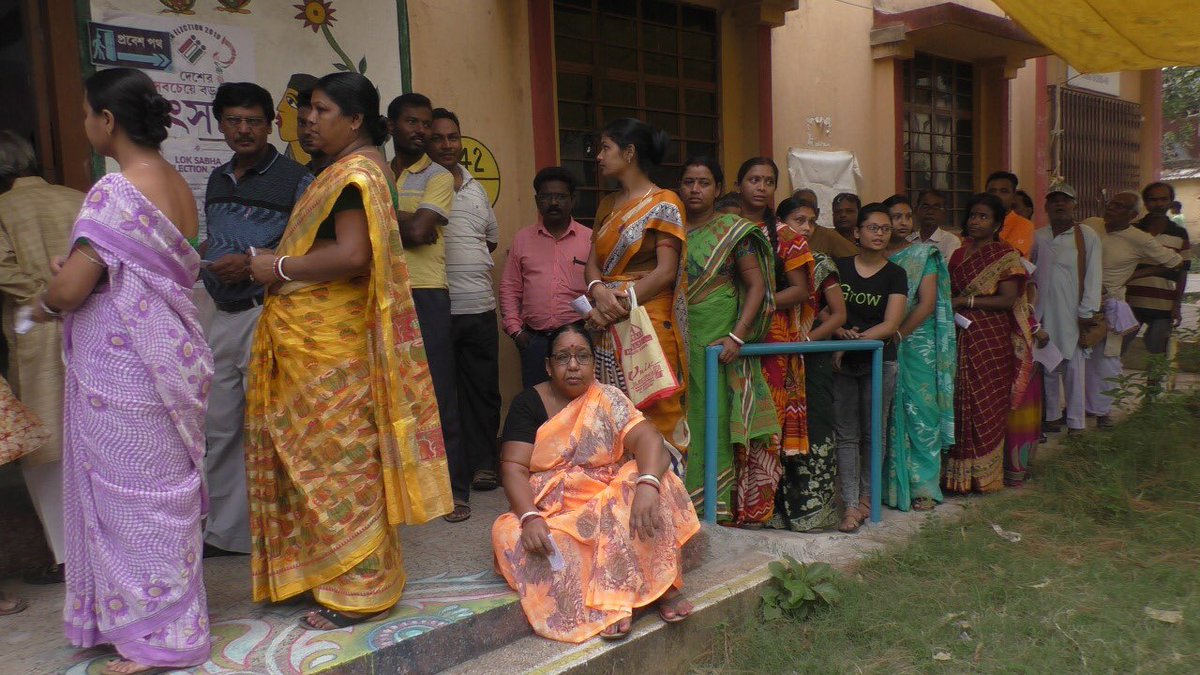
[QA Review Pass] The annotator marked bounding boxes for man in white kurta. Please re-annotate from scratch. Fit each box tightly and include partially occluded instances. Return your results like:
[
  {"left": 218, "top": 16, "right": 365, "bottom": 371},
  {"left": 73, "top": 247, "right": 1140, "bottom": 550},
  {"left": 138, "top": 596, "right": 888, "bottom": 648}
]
[
  {"left": 1032, "top": 185, "right": 1101, "bottom": 433},
  {"left": 1085, "top": 195, "right": 1183, "bottom": 426}
]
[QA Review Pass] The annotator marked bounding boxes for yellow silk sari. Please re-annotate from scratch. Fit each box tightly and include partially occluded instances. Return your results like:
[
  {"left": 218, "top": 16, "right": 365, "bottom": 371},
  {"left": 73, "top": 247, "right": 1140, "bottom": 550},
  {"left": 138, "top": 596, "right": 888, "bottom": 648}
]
[{"left": 245, "top": 153, "right": 452, "bottom": 613}]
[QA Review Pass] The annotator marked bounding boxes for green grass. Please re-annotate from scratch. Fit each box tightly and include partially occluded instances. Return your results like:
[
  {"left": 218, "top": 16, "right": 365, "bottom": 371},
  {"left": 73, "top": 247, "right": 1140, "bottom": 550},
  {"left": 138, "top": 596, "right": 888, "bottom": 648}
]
[{"left": 690, "top": 392, "right": 1200, "bottom": 674}]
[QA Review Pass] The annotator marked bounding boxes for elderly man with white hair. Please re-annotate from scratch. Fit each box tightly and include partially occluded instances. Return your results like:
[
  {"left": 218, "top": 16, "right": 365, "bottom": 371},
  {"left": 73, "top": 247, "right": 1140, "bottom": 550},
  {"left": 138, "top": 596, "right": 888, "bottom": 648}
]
[
  {"left": 0, "top": 129, "right": 83, "bottom": 584},
  {"left": 1084, "top": 190, "right": 1184, "bottom": 428}
]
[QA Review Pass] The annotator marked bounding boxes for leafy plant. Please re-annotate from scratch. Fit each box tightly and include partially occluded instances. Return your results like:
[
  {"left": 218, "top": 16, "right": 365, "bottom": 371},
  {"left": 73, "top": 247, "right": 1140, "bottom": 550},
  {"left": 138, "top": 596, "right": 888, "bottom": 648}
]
[{"left": 760, "top": 556, "right": 840, "bottom": 621}]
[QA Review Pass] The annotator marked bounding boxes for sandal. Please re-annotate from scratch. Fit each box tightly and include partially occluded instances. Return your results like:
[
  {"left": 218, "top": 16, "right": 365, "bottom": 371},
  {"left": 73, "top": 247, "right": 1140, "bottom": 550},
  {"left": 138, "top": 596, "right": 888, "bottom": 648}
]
[
  {"left": 0, "top": 593, "right": 27, "bottom": 616},
  {"left": 471, "top": 469, "right": 499, "bottom": 492},
  {"left": 299, "top": 606, "right": 386, "bottom": 631},
  {"left": 657, "top": 590, "right": 693, "bottom": 623},
  {"left": 100, "top": 659, "right": 175, "bottom": 675},
  {"left": 442, "top": 500, "right": 471, "bottom": 523},
  {"left": 599, "top": 617, "right": 633, "bottom": 640},
  {"left": 911, "top": 498, "right": 936, "bottom": 512}
]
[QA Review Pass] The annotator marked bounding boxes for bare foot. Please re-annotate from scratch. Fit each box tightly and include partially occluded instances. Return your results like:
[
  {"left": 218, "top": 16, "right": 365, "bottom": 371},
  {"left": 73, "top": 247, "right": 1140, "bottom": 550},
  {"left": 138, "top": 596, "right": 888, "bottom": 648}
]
[{"left": 657, "top": 589, "right": 693, "bottom": 622}]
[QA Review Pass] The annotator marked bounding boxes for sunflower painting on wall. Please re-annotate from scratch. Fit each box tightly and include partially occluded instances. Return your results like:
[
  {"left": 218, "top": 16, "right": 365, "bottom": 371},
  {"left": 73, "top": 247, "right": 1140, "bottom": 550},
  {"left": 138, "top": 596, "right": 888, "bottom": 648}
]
[{"left": 294, "top": 1, "right": 367, "bottom": 74}]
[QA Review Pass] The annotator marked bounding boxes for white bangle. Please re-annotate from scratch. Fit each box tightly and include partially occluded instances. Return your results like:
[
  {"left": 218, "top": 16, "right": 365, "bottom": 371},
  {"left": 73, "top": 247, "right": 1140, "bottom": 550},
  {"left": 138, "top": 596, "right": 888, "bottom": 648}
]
[
  {"left": 636, "top": 474, "right": 662, "bottom": 491},
  {"left": 518, "top": 510, "right": 542, "bottom": 527},
  {"left": 275, "top": 255, "right": 294, "bottom": 282},
  {"left": 727, "top": 332, "right": 745, "bottom": 346},
  {"left": 586, "top": 279, "right": 604, "bottom": 296},
  {"left": 39, "top": 297, "right": 61, "bottom": 317}
]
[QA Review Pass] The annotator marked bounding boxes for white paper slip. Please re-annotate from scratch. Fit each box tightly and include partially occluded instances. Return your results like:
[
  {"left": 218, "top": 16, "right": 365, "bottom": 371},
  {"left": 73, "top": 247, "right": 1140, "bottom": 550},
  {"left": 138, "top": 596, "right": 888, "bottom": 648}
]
[
  {"left": 954, "top": 312, "right": 972, "bottom": 330},
  {"left": 570, "top": 294, "right": 593, "bottom": 316},
  {"left": 13, "top": 304, "right": 35, "bottom": 335},
  {"left": 546, "top": 537, "right": 565, "bottom": 571},
  {"left": 1033, "top": 340, "right": 1064, "bottom": 371}
]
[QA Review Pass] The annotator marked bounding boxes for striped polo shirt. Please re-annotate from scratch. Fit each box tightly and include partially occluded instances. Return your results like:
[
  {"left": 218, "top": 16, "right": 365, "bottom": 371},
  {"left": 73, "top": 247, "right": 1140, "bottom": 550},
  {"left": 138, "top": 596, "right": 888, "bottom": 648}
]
[{"left": 1125, "top": 219, "right": 1192, "bottom": 318}]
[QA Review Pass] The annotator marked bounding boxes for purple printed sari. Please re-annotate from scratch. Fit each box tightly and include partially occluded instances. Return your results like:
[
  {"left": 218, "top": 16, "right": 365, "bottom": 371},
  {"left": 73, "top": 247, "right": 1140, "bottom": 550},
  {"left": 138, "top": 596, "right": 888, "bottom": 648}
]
[{"left": 62, "top": 173, "right": 213, "bottom": 668}]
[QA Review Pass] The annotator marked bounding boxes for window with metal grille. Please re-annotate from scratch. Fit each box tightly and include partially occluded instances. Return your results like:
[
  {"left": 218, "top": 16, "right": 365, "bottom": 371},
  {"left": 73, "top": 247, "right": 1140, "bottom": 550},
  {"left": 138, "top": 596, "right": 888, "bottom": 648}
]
[
  {"left": 902, "top": 54, "right": 974, "bottom": 226},
  {"left": 554, "top": 0, "right": 720, "bottom": 226},
  {"left": 1051, "top": 87, "right": 1141, "bottom": 220}
]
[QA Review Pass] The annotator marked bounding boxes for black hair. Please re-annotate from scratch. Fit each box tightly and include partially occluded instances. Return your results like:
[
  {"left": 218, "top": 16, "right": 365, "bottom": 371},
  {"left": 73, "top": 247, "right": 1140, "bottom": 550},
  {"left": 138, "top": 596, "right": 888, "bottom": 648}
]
[
  {"left": 714, "top": 192, "right": 742, "bottom": 212},
  {"left": 533, "top": 166, "right": 577, "bottom": 194},
  {"left": 1141, "top": 180, "right": 1176, "bottom": 202},
  {"left": 735, "top": 157, "right": 785, "bottom": 291},
  {"left": 213, "top": 82, "right": 274, "bottom": 120},
  {"left": 856, "top": 202, "right": 891, "bottom": 228},
  {"left": 84, "top": 68, "right": 171, "bottom": 150},
  {"left": 545, "top": 321, "right": 593, "bottom": 359},
  {"left": 776, "top": 196, "right": 815, "bottom": 223},
  {"left": 962, "top": 192, "right": 1008, "bottom": 240},
  {"left": 387, "top": 92, "right": 433, "bottom": 121},
  {"left": 432, "top": 107, "right": 460, "bottom": 129},
  {"left": 985, "top": 170, "right": 1019, "bottom": 189},
  {"left": 916, "top": 188, "right": 948, "bottom": 205},
  {"left": 832, "top": 192, "right": 861, "bottom": 209},
  {"left": 683, "top": 155, "right": 724, "bottom": 188},
  {"left": 296, "top": 87, "right": 313, "bottom": 110},
  {"left": 1014, "top": 189, "right": 1034, "bottom": 210},
  {"left": 602, "top": 117, "right": 669, "bottom": 172},
  {"left": 315, "top": 72, "right": 389, "bottom": 146},
  {"left": 882, "top": 193, "right": 911, "bottom": 210},
  {"left": 792, "top": 187, "right": 817, "bottom": 201}
]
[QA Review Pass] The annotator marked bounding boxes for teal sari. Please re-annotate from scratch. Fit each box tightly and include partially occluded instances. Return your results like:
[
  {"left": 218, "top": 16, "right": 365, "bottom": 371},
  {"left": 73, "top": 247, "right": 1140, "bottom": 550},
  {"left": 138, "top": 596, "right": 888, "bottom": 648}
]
[
  {"left": 885, "top": 243, "right": 955, "bottom": 510},
  {"left": 684, "top": 214, "right": 778, "bottom": 521}
]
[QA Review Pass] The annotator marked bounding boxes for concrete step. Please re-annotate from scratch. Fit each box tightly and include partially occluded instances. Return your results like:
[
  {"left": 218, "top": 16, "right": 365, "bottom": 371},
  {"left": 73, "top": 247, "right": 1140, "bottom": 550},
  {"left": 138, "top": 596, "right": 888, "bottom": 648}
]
[{"left": 441, "top": 548, "right": 777, "bottom": 675}]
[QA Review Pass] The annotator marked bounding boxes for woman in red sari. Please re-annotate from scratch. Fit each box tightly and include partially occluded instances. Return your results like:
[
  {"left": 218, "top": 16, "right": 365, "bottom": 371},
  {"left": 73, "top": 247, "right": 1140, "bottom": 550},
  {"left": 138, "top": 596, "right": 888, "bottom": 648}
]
[{"left": 945, "top": 193, "right": 1034, "bottom": 494}]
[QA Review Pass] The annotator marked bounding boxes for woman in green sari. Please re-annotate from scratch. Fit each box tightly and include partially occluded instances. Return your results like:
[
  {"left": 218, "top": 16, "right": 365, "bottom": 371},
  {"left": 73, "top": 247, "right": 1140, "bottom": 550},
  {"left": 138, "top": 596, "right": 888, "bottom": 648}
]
[
  {"left": 681, "top": 157, "right": 778, "bottom": 524},
  {"left": 881, "top": 194, "right": 955, "bottom": 511}
]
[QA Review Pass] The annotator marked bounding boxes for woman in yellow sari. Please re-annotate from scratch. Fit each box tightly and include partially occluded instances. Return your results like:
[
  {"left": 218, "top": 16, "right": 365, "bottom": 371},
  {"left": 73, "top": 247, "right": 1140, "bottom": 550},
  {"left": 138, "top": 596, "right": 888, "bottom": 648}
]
[
  {"left": 585, "top": 118, "right": 689, "bottom": 474},
  {"left": 493, "top": 324, "right": 700, "bottom": 642},
  {"left": 246, "top": 73, "right": 452, "bottom": 630}
]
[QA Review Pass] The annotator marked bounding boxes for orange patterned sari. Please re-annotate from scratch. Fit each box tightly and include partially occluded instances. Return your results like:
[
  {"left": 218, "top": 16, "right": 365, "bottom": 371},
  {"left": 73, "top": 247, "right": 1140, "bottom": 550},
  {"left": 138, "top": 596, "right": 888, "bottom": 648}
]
[
  {"left": 592, "top": 189, "right": 689, "bottom": 473},
  {"left": 492, "top": 383, "right": 700, "bottom": 643},
  {"left": 245, "top": 154, "right": 452, "bottom": 613}
]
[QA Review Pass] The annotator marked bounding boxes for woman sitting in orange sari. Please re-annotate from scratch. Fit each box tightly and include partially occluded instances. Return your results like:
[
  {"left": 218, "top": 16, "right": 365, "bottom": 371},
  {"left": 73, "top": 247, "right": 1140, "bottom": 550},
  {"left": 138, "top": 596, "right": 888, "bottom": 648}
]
[
  {"left": 493, "top": 324, "right": 701, "bottom": 642},
  {"left": 585, "top": 118, "right": 689, "bottom": 474}
]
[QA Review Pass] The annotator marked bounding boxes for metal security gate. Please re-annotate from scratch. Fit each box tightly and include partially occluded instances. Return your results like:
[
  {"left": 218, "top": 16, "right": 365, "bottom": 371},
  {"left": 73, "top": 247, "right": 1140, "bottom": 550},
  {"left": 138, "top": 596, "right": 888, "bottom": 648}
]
[{"left": 1052, "top": 87, "right": 1142, "bottom": 219}]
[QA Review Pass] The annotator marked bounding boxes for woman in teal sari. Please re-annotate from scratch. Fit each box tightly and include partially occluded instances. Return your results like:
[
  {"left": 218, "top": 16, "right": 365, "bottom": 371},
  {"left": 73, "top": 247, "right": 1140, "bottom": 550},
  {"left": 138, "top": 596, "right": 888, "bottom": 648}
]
[
  {"left": 680, "top": 157, "right": 778, "bottom": 524},
  {"left": 881, "top": 195, "right": 955, "bottom": 511}
]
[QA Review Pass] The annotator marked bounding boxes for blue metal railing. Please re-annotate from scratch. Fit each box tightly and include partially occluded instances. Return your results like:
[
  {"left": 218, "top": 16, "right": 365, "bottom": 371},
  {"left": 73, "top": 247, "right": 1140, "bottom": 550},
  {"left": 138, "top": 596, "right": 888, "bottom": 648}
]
[{"left": 703, "top": 339, "right": 885, "bottom": 525}]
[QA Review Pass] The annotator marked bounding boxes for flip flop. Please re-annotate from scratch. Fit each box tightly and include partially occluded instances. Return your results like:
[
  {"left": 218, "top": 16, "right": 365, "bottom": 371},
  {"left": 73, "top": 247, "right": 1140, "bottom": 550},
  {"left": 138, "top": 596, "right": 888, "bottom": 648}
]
[
  {"left": 299, "top": 607, "right": 386, "bottom": 631},
  {"left": 442, "top": 501, "right": 471, "bottom": 523},
  {"left": 0, "top": 596, "right": 28, "bottom": 616},
  {"left": 599, "top": 618, "right": 632, "bottom": 640},
  {"left": 657, "top": 594, "right": 693, "bottom": 623}
]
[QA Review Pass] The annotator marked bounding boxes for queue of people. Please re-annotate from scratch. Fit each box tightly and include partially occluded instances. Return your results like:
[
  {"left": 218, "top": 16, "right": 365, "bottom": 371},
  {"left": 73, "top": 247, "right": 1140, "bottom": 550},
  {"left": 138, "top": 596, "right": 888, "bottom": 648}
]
[{"left": 0, "top": 65, "right": 1193, "bottom": 670}]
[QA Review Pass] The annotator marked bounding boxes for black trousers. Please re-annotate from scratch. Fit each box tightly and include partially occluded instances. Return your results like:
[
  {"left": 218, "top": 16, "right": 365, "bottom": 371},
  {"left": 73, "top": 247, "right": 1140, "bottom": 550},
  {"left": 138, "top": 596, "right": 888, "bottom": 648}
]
[
  {"left": 413, "top": 288, "right": 470, "bottom": 503},
  {"left": 451, "top": 310, "right": 501, "bottom": 474}
]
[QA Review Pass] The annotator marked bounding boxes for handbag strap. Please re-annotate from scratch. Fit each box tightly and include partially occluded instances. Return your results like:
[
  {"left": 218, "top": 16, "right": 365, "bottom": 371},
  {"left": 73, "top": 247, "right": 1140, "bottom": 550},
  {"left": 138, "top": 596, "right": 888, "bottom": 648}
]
[{"left": 1072, "top": 224, "right": 1086, "bottom": 305}]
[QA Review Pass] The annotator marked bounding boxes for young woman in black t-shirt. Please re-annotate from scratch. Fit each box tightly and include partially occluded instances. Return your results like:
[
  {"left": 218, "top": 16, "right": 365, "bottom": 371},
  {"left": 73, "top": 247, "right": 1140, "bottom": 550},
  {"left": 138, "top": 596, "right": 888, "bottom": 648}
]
[{"left": 831, "top": 203, "right": 907, "bottom": 532}]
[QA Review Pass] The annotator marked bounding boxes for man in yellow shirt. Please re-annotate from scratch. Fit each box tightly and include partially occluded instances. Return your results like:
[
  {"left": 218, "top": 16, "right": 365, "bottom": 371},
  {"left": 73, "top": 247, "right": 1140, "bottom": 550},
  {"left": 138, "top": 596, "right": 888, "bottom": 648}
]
[
  {"left": 986, "top": 171, "right": 1035, "bottom": 259},
  {"left": 387, "top": 92, "right": 471, "bottom": 522}
]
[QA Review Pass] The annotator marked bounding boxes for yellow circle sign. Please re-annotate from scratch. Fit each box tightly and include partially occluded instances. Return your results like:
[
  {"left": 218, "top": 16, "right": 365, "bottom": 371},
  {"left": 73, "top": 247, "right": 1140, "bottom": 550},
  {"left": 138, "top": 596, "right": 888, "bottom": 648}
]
[{"left": 460, "top": 136, "right": 500, "bottom": 207}]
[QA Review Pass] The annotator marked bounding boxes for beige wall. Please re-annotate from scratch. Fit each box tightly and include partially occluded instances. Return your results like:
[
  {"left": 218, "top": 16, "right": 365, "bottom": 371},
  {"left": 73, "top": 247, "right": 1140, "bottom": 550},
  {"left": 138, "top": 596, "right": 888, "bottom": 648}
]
[
  {"left": 407, "top": 0, "right": 537, "bottom": 406},
  {"left": 770, "top": 1, "right": 882, "bottom": 197}
]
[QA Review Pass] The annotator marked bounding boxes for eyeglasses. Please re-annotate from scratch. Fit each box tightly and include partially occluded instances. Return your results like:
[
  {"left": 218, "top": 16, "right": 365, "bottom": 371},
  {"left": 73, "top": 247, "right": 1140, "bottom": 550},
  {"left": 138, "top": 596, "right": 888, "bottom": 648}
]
[
  {"left": 222, "top": 116, "right": 268, "bottom": 128},
  {"left": 860, "top": 224, "right": 893, "bottom": 234},
  {"left": 536, "top": 193, "right": 572, "bottom": 204},
  {"left": 550, "top": 351, "right": 593, "bottom": 367}
]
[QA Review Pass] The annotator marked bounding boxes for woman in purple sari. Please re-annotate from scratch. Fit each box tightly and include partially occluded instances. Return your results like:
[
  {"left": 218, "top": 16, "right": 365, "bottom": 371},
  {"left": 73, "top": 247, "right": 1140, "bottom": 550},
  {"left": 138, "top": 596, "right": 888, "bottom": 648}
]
[{"left": 33, "top": 68, "right": 213, "bottom": 675}]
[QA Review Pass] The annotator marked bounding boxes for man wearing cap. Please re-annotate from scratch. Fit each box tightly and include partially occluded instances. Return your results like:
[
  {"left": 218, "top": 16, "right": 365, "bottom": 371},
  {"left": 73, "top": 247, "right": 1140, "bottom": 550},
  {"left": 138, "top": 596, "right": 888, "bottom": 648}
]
[{"left": 1032, "top": 183, "right": 1102, "bottom": 435}]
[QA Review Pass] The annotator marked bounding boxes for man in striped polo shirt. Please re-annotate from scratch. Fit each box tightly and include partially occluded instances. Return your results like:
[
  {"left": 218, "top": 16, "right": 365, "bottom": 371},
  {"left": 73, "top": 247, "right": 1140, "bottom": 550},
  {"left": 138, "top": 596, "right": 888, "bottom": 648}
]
[
  {"left": 428, "top": 107, "right": 502, "bottom": 493},
  {"left": 1125, "top": 181, "right": 1193, "bottom": 358}
]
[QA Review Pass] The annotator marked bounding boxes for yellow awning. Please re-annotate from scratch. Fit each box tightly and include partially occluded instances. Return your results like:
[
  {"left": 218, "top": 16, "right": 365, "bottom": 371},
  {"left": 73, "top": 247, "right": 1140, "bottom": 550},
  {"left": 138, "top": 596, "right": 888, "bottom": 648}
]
[{"left": 993, "top": 0, "right": 1200, "bottom": 72}]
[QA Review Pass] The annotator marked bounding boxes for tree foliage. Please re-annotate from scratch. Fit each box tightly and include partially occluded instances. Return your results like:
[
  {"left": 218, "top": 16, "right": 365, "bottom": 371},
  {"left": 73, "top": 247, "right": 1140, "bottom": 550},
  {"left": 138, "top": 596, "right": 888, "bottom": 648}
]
[{"left": 1162, "top": 66, "right": 1200, "bottom": 163}]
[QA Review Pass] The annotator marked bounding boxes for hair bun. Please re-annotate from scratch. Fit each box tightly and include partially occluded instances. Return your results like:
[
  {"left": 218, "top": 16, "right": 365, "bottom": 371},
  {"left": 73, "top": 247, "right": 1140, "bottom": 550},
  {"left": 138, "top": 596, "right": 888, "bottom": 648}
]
[{"left": 368, "top": 114, "right": 390, "bottom": 146}]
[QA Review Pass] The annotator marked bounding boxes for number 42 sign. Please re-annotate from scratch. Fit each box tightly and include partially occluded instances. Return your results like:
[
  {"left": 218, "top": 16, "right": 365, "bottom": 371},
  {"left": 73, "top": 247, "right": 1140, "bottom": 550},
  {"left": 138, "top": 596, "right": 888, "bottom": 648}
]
[{"left": 459, "top": 137, "right": 500, "bottom": 207}]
